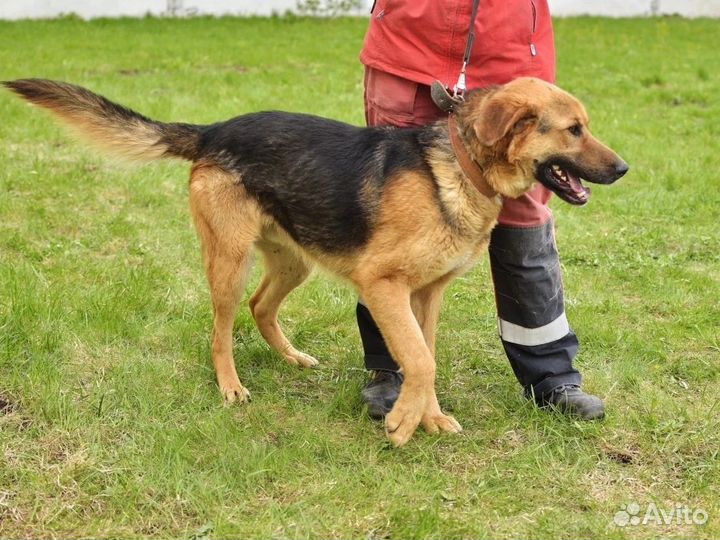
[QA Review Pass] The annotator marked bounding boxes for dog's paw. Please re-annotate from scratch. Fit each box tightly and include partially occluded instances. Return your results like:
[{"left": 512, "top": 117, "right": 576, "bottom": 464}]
[
  {"left": 421, "top": 411, "right": 462, "bottom": 435},
  {"left": 221, "top": 383, "right": 251, "bottom": 405},
  {"left": 385, "top": 403, "right": 425, "bottom": 448},
  {"left": 284, "top": 350, "right": 319, "bottom": 368}
]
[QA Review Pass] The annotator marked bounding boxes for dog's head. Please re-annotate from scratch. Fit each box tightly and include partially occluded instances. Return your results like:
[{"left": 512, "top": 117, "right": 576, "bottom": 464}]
[{"left": 458, "top": 77, "right": 628, "bottom": 205}]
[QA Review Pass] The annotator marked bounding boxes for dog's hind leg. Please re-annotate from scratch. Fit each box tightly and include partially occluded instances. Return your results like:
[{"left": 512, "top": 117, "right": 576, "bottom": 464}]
[
  {"left": 190, "top": 165, "right": 258, "bottom": 404},
  {"left": 249, "top": 240, "right": 318, "bottom": 368},
  {"left": 206, "top": 243, "right": 254, "bottom": 403}
]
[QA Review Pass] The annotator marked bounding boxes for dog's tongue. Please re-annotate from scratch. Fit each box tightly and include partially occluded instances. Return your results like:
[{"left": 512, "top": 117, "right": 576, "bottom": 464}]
[{"left": 567, "top": 170, "right": 586, "bottom": 196}]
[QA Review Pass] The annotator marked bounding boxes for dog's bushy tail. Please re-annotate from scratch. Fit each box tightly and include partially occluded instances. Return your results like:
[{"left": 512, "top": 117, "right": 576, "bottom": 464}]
[{"left": 3, "top": 79, "right": 202, "bottom": 162}]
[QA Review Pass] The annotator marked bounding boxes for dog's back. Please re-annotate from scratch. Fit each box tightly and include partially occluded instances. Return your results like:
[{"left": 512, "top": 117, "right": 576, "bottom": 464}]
[{"left": 201, "top": 111, "right": 437, "bottom": 251}]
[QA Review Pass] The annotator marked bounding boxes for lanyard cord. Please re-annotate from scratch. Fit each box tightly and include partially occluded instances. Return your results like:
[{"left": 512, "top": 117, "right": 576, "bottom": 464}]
[{"left": 453, "top": 0, "right": 481, "bottom": 99}]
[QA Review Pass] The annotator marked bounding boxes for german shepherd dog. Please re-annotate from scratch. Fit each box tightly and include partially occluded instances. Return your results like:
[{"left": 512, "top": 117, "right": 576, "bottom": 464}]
[{"left": 4, "top": 77, "right": 628, "bottom": 446}]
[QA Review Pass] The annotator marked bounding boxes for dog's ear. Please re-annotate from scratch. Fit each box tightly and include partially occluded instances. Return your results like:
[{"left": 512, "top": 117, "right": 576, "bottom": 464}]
[{"left": 474, "top": 97, "right": 537, "bottom": 147}]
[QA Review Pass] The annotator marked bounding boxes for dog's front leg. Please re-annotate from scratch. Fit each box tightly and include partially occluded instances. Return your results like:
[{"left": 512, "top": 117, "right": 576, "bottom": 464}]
[
  {"left": 359, "top": 278, "right": 439, "bottom": 447},
  {"left": 410, "top": 275, "right": 454, "bottom": 357},
  {"left": 411, "top": 278, "right": 463, "bottom": 436}
]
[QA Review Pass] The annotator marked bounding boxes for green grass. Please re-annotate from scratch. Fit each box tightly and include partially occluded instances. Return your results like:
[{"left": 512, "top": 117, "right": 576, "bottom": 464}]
[{"left": 0, "top": 14, "right": 719, "bottom": 539}]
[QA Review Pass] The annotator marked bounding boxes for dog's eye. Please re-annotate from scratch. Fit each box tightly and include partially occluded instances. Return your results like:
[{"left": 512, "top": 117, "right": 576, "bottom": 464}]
[{"left": 568, "top": 124, "right": 583, "bottom": 137}]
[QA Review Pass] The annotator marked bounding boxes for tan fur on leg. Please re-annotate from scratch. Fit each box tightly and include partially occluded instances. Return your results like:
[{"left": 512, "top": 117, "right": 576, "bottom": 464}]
[
  {"left": 249, "top": 240, "right": 318, "bottom": 368},
  {"left": 358, "top": 279, "right": 436, "bottom": 447},
  {"left": 189, "top": 164, "right": 261, "bottom": 403}
]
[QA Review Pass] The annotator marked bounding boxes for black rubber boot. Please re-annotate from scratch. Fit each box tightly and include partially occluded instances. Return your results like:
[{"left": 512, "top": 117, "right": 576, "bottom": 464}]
[
  {"left": 535, "top": 384, "right": 605, "bottom": 420},
  {"left": 361, "top": 370, "right": 403, "bottom": 420}
]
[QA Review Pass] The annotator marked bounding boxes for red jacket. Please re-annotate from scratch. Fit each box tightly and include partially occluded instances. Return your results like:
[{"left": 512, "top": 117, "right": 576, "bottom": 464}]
[{"left": 360, "top": 0, "right": 556, "bottom": 88}]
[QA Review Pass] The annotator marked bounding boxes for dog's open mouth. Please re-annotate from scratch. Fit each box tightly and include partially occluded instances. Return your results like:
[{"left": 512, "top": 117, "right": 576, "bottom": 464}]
[{"left": 538, "top": 162, "right": 591, "bottom": 206}]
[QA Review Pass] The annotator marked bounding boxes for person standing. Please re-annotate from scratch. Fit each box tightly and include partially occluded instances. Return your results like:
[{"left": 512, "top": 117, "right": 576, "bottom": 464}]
[{"left": 357, "top": 0, "right": 605, "bottom": 420}]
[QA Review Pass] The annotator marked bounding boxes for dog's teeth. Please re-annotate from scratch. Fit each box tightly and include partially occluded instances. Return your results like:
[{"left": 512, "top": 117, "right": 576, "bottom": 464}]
[{"left": 550, "top": 165, "right": 571, "bottom": 184}]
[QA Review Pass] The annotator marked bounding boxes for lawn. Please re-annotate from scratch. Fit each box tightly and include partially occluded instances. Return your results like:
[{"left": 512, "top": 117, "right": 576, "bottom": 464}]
[{"left": 0, "top": 14, "right": 719, "bottom": 540}]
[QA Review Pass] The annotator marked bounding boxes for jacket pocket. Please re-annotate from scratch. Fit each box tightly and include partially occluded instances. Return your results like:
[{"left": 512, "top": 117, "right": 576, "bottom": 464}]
[{"left": 364, "top": 68, "right": 419, "bottom": 126}]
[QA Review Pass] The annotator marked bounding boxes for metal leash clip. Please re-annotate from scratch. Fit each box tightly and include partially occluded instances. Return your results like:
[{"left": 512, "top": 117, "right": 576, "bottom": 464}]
[{"left": 452, "top": 64, "right": 468, "bottom": 100}]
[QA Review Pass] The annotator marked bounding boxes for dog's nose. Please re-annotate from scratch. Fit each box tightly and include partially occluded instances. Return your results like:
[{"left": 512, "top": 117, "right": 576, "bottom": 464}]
[{"left": 614, "top": 160, "right": 629, "bottom": 180}]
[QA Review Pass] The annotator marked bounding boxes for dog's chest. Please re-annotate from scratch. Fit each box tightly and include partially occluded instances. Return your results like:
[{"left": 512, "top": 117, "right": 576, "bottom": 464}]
[
  {"left": 454, "top": 235, "right": 490, "bottom": 271},
  {"left": 433, "top": 198, "right": 498, "bottom": 276},
  {"left": 423, "top": 229, "right": 491, "bottom": 281},
  {"left": 447, "top": 248, "right": 478, "bottom": 273}
]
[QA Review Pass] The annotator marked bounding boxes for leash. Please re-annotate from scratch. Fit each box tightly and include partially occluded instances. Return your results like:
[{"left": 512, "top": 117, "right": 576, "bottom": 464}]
[
  {"left": 455, "top": 0, "right": 481, "bottom": 99},
  {"left": 430, "top": 0, "right": 481, "bottom": 112},
  {"left": 430, "top": 0, "right": 496, "bottom": 199}
]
